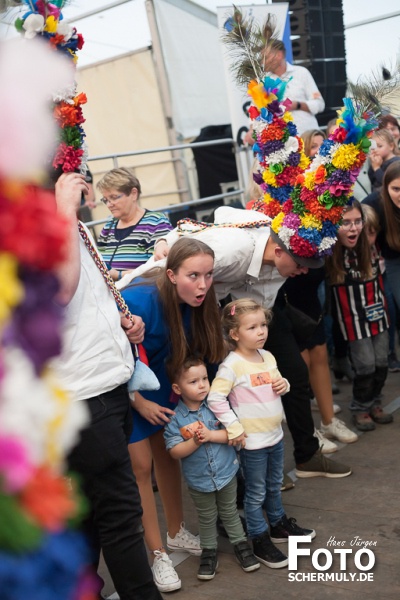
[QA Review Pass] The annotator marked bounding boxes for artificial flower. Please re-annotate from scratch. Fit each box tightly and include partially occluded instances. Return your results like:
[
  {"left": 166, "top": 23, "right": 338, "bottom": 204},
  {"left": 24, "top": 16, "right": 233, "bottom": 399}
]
[
  {"left": 0, "top": 253, "right": 24, "bottom": 325},
  {"left": 20, "top": 467, "right": 78, "bottom": 531},
  {"left": 0, "top": 436, "right": 33, "bottom": 493}
]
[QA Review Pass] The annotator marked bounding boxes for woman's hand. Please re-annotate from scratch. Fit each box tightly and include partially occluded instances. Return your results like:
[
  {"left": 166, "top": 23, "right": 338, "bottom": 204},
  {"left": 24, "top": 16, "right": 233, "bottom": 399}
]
[
  {"left": 133, "top": 393, "right": 175, "bottom": 425},
  {"left": 153, "top": 240, "right": 170, "bottom": 261}
]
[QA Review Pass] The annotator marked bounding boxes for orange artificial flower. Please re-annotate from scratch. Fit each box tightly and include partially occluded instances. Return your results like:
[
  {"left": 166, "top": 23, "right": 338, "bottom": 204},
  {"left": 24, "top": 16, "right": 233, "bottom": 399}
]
[{"left": 20, "top": 466, "right": 78, "bottom": 532}]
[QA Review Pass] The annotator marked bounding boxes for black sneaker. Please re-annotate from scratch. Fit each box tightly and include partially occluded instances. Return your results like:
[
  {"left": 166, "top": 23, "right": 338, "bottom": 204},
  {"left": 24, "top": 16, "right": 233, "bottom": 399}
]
[
  {"left": 270, "top": 515, "right": 316, "bottom": 544},
  {"left": 234, "top": 541, "right": 260, "bottom": 572},
  {"left": 197, "top": 548, "right": 218, "bottom": 580},
  {"left": 252, "top": 531, "right": 288, "bottom": 569}
]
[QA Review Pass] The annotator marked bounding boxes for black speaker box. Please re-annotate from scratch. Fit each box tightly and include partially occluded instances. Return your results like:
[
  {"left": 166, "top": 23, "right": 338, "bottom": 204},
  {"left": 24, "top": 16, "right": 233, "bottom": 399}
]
[{"left": 272, "top": 0, "right": 347, "bottom": 121}]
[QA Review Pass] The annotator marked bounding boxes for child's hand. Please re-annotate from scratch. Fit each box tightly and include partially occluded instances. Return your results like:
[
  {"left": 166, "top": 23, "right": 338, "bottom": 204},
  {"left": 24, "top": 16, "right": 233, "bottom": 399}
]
[
  {"left": 194, "top": 422, "right": 212, "bottom": 444},
  {"left": 228, "top": 432, "right": 247, "bottom": 448},
  {"left": 271, "top": 377, "right": 288, "bottom": 395}
]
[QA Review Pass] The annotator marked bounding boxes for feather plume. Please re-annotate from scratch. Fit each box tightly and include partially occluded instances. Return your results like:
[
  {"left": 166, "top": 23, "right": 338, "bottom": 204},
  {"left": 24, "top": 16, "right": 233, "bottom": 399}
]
[
  {"left": 221, "top": 6, "right": 279, "bottom": 87},
  {"left": 347, "top": 62, "right": 400, "bottom": 118}
]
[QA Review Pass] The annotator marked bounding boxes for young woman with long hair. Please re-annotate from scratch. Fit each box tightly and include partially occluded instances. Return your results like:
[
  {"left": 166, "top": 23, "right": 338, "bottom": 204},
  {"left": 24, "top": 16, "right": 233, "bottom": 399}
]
[{"left": 121, "top": 237, "right": 225, "bottom": 593}]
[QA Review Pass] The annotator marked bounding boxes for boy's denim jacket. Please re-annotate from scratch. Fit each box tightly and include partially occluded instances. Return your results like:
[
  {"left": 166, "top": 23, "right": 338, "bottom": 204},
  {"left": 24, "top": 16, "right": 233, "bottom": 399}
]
[{"left": 164, "top": 399, "right": 239, "bottom": 493}]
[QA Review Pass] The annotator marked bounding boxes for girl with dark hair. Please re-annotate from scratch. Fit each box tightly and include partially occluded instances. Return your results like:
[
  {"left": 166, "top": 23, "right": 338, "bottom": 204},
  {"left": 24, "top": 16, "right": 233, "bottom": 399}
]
[
  {"left": 121, "top": 237, "right": 225, "bottom": 593},
  {"left": 326, "top": 200, "right": 393, "bottom": 432}
]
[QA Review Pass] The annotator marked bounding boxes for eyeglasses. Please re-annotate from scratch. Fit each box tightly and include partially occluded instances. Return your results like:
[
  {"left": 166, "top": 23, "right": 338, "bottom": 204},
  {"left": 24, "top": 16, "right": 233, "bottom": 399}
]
[
  {"left": 340, "top": 219, "right": 364, "bottom": 231},
  {"left": 101, "top": 193, "right": 124, "bottom": 205}
]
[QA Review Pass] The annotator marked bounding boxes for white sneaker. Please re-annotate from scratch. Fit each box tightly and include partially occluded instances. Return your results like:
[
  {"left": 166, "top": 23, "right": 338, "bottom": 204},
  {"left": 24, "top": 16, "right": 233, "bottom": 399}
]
[
  {"left": 167, "top": 522, "right": 201, "bottom": 555},
  {"left": 152, "top": 551, "right": 181, "bottom": 593},
  {"left": 314, "top": 428, "right": 338, "bottom": 454},
  {"left": 310, "top": 397, "right": 341, "bottom": 415},
  {"left": 320, "top": 417, "right": 358, "bottom": 444}
]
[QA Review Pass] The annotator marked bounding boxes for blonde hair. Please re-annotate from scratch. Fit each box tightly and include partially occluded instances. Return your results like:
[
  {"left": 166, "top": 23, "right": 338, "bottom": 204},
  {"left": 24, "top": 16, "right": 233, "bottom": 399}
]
[
  {"left": 372, "top": 129, "right": 399, "bottom": 155},
  {"left": 97, "top": 167, "right": 142, "bottom": 197},
  {"left": 301, "top": 129, "right": 326, "bottom": 158},
  {"left": 247, "top": 158, "right": 263, "bottom": 202},
  {"left": 222, "top": 298, "right": 272, "bottom": 348},
  {"left": 361, "top": 203, "right": 380, "bottom": 234}
]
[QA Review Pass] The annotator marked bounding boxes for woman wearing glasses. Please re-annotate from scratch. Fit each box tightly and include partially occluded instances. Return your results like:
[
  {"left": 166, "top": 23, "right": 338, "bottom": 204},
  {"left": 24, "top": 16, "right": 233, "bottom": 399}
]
[
  {"left": 97, "top": 167, "right": 173, "bottom": 281},
  {"left": 326, "top": 199, "right": 392, "bottom": 432}
]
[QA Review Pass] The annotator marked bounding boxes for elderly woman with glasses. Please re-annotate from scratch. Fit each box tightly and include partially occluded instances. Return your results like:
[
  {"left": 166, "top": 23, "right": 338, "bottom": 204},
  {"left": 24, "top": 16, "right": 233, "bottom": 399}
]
[{"left": 97, "top": 167, "right": 173, "bottom": 281}]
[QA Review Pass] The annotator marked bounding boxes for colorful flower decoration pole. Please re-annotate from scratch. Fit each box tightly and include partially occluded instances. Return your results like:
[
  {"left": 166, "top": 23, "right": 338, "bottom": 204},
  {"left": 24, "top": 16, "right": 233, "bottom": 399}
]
[
  {"left": 0, "top": 7, "right": 99, "bottom": 600},
  {"left": 15, "top": 0, "right": 88, "bottom": 178}
]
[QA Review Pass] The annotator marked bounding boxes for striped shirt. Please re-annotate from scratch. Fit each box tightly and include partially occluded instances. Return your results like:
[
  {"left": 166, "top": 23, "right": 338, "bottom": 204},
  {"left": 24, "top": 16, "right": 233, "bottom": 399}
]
[
  {"left": 331, "top": 245, "right": 389, "bottom": 342},
  {"left": 97, "top": 210, "right": 173, "bottom": 270},
  {"left": 207, "top": 350, "right": 289, "bottom": 450}
]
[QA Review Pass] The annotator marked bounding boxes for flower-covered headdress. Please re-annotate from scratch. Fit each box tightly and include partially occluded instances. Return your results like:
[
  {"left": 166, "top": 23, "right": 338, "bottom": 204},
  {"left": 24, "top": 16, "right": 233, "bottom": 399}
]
[
  {"left": 223, "top": 7, "right": 383, "bottom": 266},
  {"left": 15, "top": 0, "right": 88, "bottom": 179}
]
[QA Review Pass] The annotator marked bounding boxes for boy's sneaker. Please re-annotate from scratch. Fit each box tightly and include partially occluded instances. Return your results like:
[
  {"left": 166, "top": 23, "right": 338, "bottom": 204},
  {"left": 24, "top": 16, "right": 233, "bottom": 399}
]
[
  {"left": 197, "top": 548, "right": 218, "bottom": 580},
  {"left": 352, "top": 412, "right": 375, "bottom": 431},
  {"left": 252, "top": 531, "right": 288, "bottom": 569},
  {"left": 234, "top": 541, "right": 260, "bottom": 572},
  {"left": 388, "top": 352, "right": 400, "bottom": 372},
  {"left": 369, "top": 406, "right": 394, "bottom": 424},
  {"left": 167, "top": 522, "right": 201, "bottom": 555},
  {"left": 311, "top": 397, "right": 341, "bottom": 414},
  {"left": 295, "top": 449, "right": 352, "bottom": 478},
  {"left": 314, "top": 428, "right": 338, "bottom": 454},
  {"left": 152, "top": 551, "right": 181, "bottom": 592},
  {"left": 320, "top": 417, "right": 358, "bottom": 444},
  {"left": 270, "top": 516, "right": 316, "bottom": 544}
]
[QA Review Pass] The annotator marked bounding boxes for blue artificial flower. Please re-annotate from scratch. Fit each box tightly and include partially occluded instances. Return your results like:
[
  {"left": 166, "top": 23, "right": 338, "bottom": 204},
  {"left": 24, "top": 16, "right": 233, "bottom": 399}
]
[
  {"left": 259, "top": 108, "right": 273, "bottom": 124},
  {"left": 319, "top": 139, "right": 335, "bottom": 156},
  {"left": 298, "top": 227, "right": 322, "bottom": 246},
  {"left": 273, "top": 184, "right": 293, "bottom": 203},
  {"left": 0, "top": 531, "right": 92, "bottom": 600},
  {"left": 286, "top": 122, "right": 297, "bottom": 136},
  {"left": 320, "top": 220, "right": 338, "bottom": 238}
]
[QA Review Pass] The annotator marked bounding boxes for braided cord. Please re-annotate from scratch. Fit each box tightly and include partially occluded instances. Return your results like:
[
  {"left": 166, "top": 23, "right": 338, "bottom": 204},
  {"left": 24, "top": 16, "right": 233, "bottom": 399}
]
[
  {"left": 176, "top": 217, "right": 271, "bottom": 233},
  {"left": 78, "top": 222, "right": 134, "bottom": 322}
]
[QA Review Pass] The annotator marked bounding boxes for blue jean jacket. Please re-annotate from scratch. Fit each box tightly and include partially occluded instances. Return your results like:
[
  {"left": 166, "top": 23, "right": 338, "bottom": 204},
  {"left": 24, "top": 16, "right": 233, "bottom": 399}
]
[{"left": 164, "top": 400, "right": 239, "bottom": 493}]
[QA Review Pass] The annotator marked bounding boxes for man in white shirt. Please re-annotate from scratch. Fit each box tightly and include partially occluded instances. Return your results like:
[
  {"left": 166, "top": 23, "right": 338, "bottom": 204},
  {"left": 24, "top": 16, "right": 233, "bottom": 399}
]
[
  {"left": 244, "top": 39, "right": 324, "bottom": 144},
  {"left": 262, "top": 39, "right": 325, "bottom": 135},
  {"left": 55, "top": 172, "right": 162, "bottom": 600}
]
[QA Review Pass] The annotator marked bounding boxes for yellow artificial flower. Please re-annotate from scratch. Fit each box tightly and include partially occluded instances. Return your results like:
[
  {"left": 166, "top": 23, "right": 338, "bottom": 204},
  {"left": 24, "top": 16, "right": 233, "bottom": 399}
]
[
  {"left": 262, "top": 170, "right": 277, "bottom": 187},
  {"left": 299, "top": 152, "right": 311, "bottom": 170},
  {"left": 45, "top": 16, "right": 58, "bottom": 33},
  {"left": 301, "top": 214, "right": 322, "bottom": 230},
  {"left": 282, "top": 112, "right": 293, "bottom": 123},
  {"left": 332, "top": 144, "right": 359, "bottom": 169},
  {"left": 304, "top": 171, "right": 316, "bottom": 190},
  {"left": 263, "top": 192, "right": 275, "bottom": 204},
  {"left": 248, "top": 80, "right": 268, "bottom": 109},
  {"left": 0, "top": 253, "right": 24, "bottom": 326},
  {"left": 271, "top": 212, "right": 284, "bottom": 233}
]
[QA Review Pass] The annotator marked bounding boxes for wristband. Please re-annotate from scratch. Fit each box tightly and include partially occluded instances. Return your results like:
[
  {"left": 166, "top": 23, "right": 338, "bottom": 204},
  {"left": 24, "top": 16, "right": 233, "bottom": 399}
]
[
  {"left": 118, "top": 270, "right": 122, "bottom": 280},
  {"left": 297, "top": 101, "right": 301, "bottom": 110}
]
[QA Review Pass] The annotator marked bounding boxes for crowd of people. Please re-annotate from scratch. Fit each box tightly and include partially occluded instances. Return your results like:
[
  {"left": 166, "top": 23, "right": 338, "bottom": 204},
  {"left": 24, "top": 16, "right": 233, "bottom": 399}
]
[{"left": 51, "top": 33, "right": 400, "bottom": 600}]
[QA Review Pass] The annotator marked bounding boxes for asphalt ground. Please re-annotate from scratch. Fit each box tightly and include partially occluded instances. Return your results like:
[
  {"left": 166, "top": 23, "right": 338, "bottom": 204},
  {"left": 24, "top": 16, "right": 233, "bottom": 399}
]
[{"left": 101, "top": 368, "right": 400, "bottom": 600}]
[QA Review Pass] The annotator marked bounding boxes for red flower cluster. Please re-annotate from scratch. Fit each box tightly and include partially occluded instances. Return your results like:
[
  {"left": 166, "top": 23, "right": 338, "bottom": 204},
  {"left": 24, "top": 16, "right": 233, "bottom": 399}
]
[
  {"left": 290, "top": 233, "right": 316, "bottom": 257},
  {"left": 0, "top": 180, "right": 68, "bottom": 270}
]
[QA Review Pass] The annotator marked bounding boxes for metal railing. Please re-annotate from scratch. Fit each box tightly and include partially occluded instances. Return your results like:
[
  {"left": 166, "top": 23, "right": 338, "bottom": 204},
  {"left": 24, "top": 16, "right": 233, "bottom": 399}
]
[{"left": 85, "top": 137, "right": 253, "bottom": 233}]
